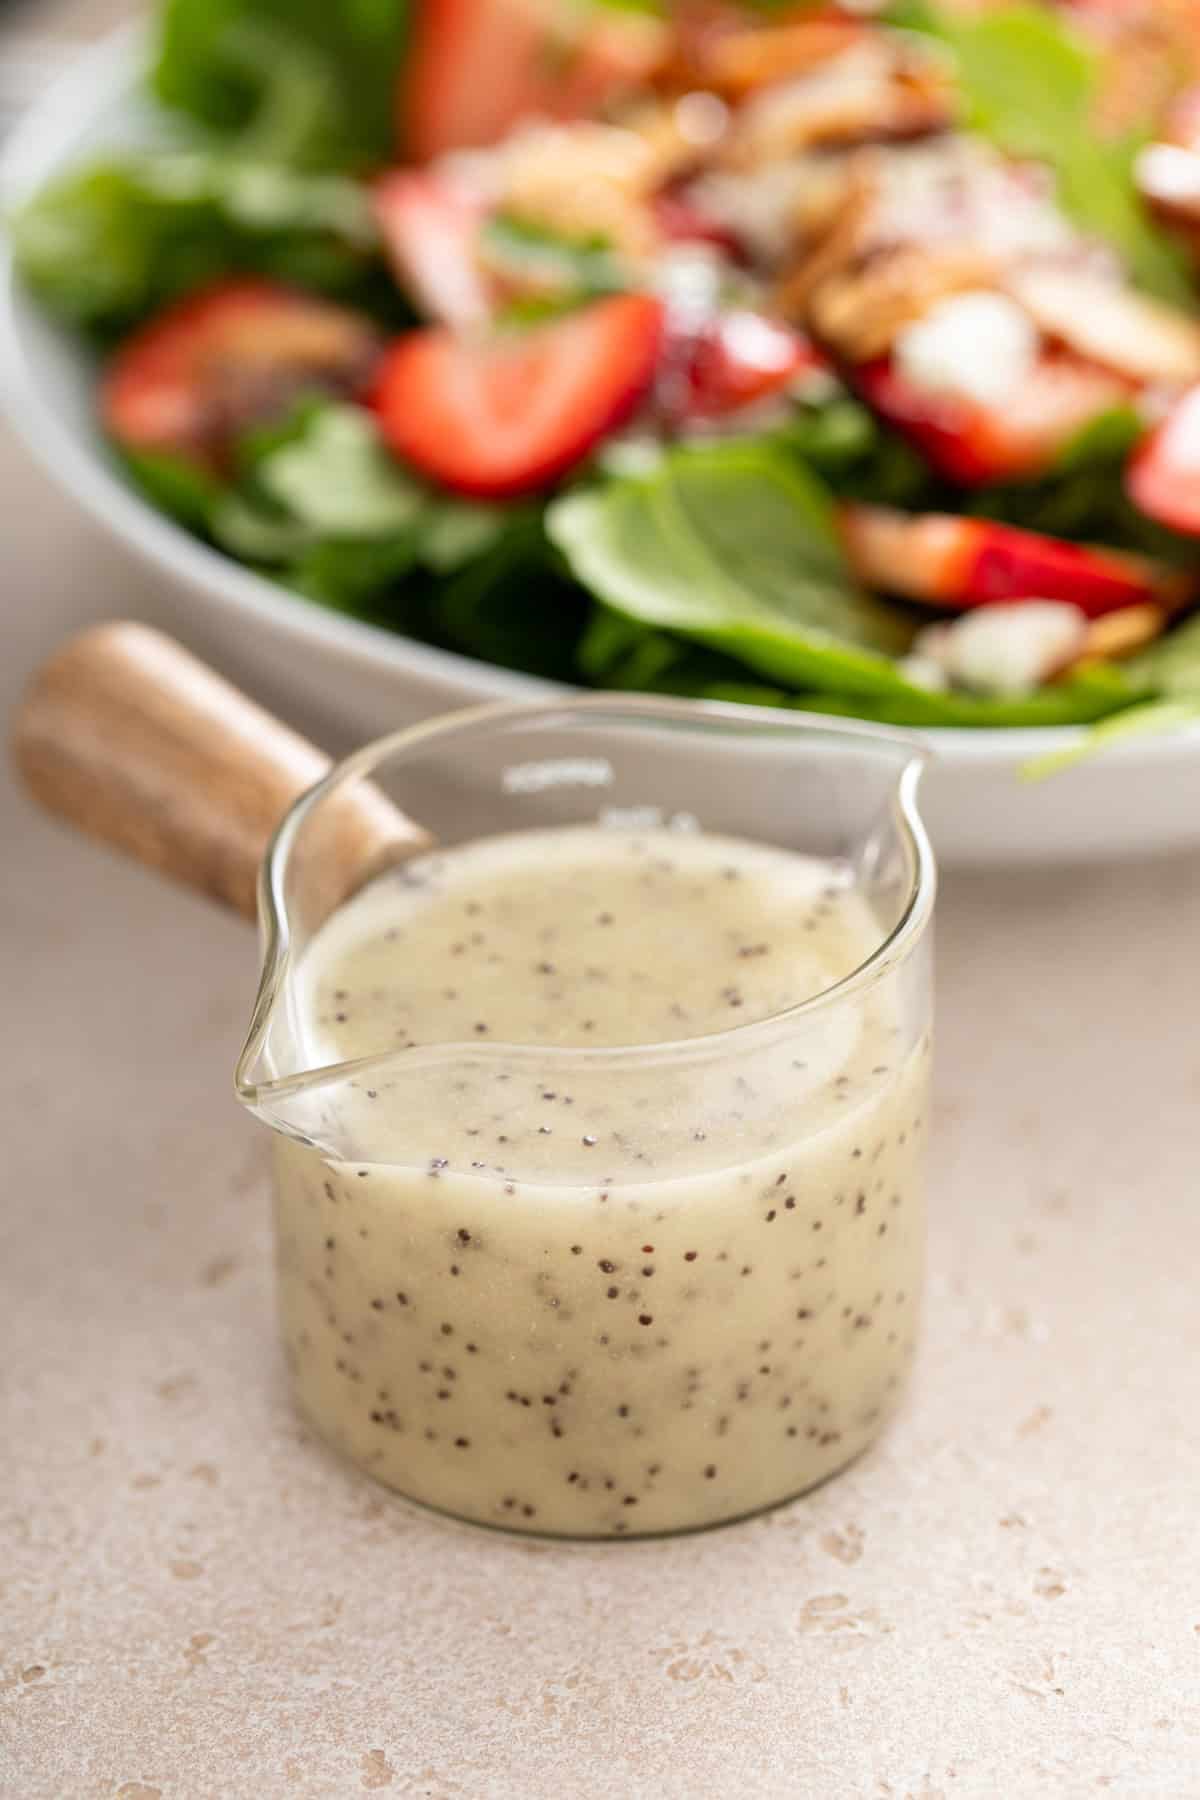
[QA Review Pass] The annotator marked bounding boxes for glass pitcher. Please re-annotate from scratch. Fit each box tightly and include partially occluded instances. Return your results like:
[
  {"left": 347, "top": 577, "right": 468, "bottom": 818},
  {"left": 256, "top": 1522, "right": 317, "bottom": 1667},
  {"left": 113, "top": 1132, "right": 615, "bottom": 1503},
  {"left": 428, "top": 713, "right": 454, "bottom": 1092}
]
[{"left": 236, "top": 696, "right": 935, "bottom": 1539}]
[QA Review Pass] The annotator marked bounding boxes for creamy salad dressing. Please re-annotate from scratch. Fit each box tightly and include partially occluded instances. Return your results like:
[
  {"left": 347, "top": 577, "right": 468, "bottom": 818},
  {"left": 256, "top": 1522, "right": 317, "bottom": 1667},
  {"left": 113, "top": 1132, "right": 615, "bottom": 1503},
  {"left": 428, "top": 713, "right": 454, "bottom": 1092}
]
[{"left": 273, "top": 825, "right": 928, "bottom": 1535}]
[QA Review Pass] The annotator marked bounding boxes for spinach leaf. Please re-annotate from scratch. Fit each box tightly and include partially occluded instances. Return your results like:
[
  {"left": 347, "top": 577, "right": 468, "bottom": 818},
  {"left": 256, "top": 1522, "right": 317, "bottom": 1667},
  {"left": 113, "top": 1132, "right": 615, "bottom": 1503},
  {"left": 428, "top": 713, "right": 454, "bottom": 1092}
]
[
  {"left": 582, "top": 603, "right": 1143, "bottom": 726},
  {"left": 480, "top": 214, "right": 628, "bottom": 303},
  {"left": 415, "top": 513, "right": 590, "bottom": 680},
  {"left": 242, "top": 403, "right": 514, "bottom": 567},
  {"left": 118, "top": 448, "right": 224, "bottom": 533},
  {"left": 548, "top": 441, "right": 917, "bottom": 695},
  {"left": 893, "top": 2, "right": 1195, "bottom": 308},
  {"left": 287, "top": 533, "right": 424, "bottom": 614},
  {"left": 774, "top": 394, "right": 939, "bottom": 508},
  {"left": 417, "top": 500, "right": 511, "bottom": 573},
  {"left": 1129, "top": 610, "right": 1200, "bottom": 697},
  {"left": 150, "top": 400, "right": 542, "bottom": 633},
  {"left": 965, "top": 409, "right": 1199, "bottom": 562},
  {"left": 1023, "top": 614, "right": 1200, "bottom": 774},
  {"left": 764, "top": 666, "right": 1144, "bottom": 729},
  {"left": 13, "top": 154, "right": 394, "bottom": 336},
  {"left": 210, "top": 490, "right": 312, "bottom": 562},
  {"left": 256, "top": 405, "right": 426, "bottom": 537},
  {"left": 153, "top": 0, "right": 409, "bottom": 169}
]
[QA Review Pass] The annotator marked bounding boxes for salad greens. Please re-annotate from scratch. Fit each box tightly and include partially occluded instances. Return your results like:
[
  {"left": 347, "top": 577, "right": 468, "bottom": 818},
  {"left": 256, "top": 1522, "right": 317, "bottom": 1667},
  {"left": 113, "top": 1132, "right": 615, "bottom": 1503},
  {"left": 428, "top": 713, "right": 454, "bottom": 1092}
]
[
  {"left": 254, "top": 405, "right": 425, "bottom": 536},
  {"left": 580, "top": 594, "right": 1146, "bottom": 729},
  {"left": 160, "top": 401, "right": 580, "bottom": 664},
  {"left": 548, "top": 442, "right": 916, "bottom": 694},
  {"left": 965, "top": 412, "right": 1198, "bottom": 563},
  {"left": 12, "top": 155, "right": 396, "bottom": 335},
  {"left": 481, "top": 214, "right": 629, "bottom": 306},
  {"left": 12, "top": 0, "right": 1200, "bottom": 743},
  {"left": 154, "top": 0, "right": 410, "bottom": 169},
  {"left": 892, "top": 1, "right": 1196, "bottom": 308}
]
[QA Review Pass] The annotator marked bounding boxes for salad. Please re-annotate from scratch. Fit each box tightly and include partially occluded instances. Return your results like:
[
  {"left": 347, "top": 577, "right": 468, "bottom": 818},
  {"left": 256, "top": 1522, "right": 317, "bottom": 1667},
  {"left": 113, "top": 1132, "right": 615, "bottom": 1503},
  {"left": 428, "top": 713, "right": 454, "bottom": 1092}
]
[{"left": 15, "top": 0, "right": 1200, "bottom": 741}]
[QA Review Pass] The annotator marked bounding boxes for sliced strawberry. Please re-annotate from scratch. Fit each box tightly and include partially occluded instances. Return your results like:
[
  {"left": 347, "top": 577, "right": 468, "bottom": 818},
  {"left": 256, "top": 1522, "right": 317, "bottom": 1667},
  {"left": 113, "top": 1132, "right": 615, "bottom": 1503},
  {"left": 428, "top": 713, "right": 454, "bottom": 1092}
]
[
  {"left": 854, "top": 353, "right": 1132, "bottom": 486},
  {"left": 373, "top": 170, "right": 489, "bottom": 326},
  {"left": 372, "top": 293, "right": 663, "bottom": 497},
  {"left": 664, "top": 310, "right": 824, "bottom": 422},
  {"left": 841, "top": 504, "right": 1192, "bottom": 617},
  {"left": 102, "top": 279, "right": 382, "bottom": 469},
  {"left": 1128, "top": 383, "right": 1200, "bottom": 535},
  {"left": 400, "top": 0, "right": 666, "bottom": 163},
  {"left": 1163, "top": 82, "right": 1200, "bottom": 151}
]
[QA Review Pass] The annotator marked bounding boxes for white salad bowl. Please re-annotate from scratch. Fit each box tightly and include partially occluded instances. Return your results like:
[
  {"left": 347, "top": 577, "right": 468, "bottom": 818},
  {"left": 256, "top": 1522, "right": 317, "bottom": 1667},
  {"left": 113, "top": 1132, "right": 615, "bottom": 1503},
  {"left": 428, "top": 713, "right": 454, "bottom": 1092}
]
[{"left": 4, "top": 26, "right": 1200, "bottom": 867}]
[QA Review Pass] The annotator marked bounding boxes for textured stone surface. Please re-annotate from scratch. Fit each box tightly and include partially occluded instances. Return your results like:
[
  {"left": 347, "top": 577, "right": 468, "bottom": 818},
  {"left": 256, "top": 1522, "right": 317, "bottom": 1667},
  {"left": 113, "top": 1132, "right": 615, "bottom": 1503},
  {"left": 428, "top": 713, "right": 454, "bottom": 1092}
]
[{"left": 3, "top": 25, "right": 1200, "bottom": 1783}]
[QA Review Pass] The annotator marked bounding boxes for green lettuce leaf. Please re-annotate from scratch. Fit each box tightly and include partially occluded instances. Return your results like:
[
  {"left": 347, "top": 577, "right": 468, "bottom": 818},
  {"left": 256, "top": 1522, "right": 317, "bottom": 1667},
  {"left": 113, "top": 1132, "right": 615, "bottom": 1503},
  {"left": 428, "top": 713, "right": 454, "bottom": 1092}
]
[
  {"left": 417, "top": 500, "right": 511, "bottom": 573},
  {"left": 256, "top": 405, "right": 426, "bottom": 537},
  {"left": 1023, "top": 613, "right": 1200, "bottom": 773},
  {"left": 1128, "top": 609, "right": 1200, "bottom": 696},
  {"left": 118, "top": 448, "right": 224, "bottom": 533},
  {"left": 417, "top": 512, "right": 590, "bottom": 679},
  {"left": 965, "top": 409, "right": 1200, "bottom": 562},
  {"left": 210, "top": 490, "right": 317, "bottom": 563},
  {"left": 481, "top": 214, "right": 628, "bottom": 304},
  {"left": 548, "top": 441, "right": 918, "bottom": 695},
  {"left": 287, "top": 533, "right": 424, "bottom": 614},
  {"left": 582, "top": 605, "right": 1144, "bottom": 726},
  {"left": 12, "top": 153, "right": 392, "bottom": 335},
  {"left": 893, "top": 2, "right": 1195, "bottom": 308},
  {"left": 172, "top": 401, "right": 528, "bottom": 624},
  {"left": 764, "top": 666, "right": 1144, "bottom": 729},
  {"left": 153, "top": 0, "right": 409, "bottom": 169}
]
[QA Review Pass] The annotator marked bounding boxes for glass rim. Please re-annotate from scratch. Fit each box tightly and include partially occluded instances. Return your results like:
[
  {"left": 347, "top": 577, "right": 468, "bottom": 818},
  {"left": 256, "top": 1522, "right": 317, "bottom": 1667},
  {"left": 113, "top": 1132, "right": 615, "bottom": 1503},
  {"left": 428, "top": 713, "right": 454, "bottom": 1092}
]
[{"left": 236, "top": 694, "right": 936, "bottom": 1105}]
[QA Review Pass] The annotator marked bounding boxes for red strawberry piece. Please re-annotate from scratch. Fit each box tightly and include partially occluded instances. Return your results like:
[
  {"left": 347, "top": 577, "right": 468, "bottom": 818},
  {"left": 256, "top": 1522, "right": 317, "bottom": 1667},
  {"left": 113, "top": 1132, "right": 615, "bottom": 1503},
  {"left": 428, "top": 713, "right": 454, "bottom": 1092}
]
[
  {"left": 399, "top": 0, "right": 665, "bottom": 163},
  {"left": 841, "top": 504, "right": 1193, "bottom": 617},
  {"left": 854, "top": 353, "right": 1132, "bottom": 486},
  {"left": 664, "top": 309, "right": 824, "bottom": 422},
  {"left": 1128, "top": 382, "right": 1200, "bottom": 536},
  {"left": 372, "top": 292, "right": 663, "bottom": 496},
  {"left": 102, "top": 279, "right": 382, "bottom": 469},
  {"left": 373, "top": 169, "right": 490, "bottom": 326}
]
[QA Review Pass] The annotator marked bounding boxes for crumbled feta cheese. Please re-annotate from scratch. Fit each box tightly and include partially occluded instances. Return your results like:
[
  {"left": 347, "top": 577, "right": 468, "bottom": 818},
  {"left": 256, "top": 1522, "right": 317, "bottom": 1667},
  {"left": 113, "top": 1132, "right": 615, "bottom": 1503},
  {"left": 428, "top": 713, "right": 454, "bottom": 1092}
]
[
  {"left": 898, "top": 652, "right": 950, "bottom": 693},
  {"left": 652, "top": 243, "right": 726, "bottom": 329},
  {"left": 893, "top": 290, "right": 1039, "bottom": 410},
  {"left": 915, "top": 603, "right": 1088, "bottom": 696}
]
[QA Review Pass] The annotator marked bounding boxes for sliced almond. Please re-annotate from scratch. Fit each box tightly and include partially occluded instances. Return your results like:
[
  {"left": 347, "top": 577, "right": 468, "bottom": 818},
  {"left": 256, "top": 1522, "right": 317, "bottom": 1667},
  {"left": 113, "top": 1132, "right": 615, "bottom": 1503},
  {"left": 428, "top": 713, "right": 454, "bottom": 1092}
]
[
  {"left": 728, "top": 37, "right": 952, "bottom": 167},
  {"left": 703, "top": 19, "right": 868, "bottom": 100},
  {"left": 1008, "top": 264, "right": 1200, "bottom": 387},
  {"left": 804, "top": 242, "right": 1000, "bottom": 362},
  {"left": 1062, "top": 602, "right": 1169, "bottom": 676},
  {"left": 770, "top": 160, "right": 877, "bottom": 320},
  {"left": 840, "top": 505, "right": 968, "bottom": 604},
  {"left": 494, "top": 121, "right": 672, "bottom": 257}
]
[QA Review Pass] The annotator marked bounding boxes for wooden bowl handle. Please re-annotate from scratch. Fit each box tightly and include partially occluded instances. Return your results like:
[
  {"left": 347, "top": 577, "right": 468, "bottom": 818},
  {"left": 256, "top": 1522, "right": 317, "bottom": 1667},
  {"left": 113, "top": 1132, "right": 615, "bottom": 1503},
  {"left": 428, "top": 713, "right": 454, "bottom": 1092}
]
[{"left": 11, "top": 622, "right": 427, "bottom": 922}]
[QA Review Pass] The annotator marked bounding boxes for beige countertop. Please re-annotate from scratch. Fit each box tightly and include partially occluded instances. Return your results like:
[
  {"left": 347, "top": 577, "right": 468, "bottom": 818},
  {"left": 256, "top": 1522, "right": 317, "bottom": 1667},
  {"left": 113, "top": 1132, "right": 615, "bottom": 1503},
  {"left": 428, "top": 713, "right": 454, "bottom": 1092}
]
[{"left": 4, "top": 17, "right": 1200, "bottom": 1795}]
